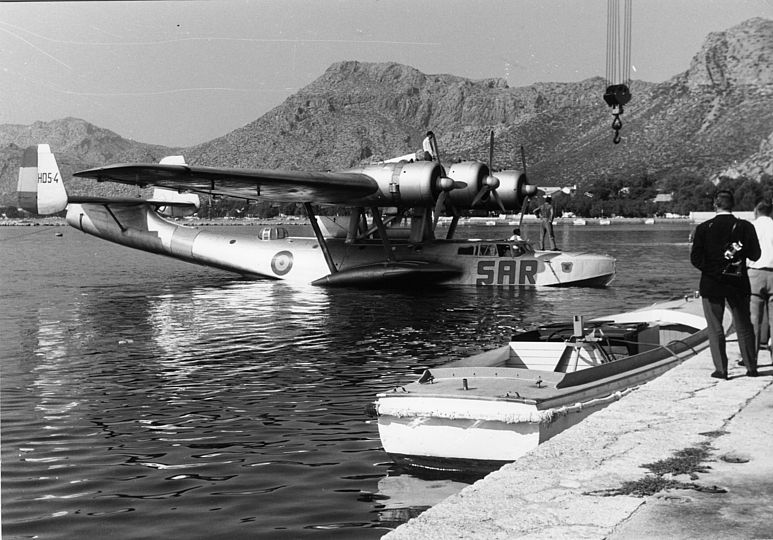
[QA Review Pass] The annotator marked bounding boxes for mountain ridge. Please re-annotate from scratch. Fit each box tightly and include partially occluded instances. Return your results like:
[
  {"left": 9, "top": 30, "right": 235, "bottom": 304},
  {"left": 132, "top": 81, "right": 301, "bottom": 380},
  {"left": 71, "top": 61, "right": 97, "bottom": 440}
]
[{"left": 1, "top": 17, "right": 771, "bottom": 209}]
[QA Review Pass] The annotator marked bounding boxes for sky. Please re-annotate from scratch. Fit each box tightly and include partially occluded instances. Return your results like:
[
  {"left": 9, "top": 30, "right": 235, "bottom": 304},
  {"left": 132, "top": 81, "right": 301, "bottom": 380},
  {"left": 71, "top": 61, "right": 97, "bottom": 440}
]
[{"left": 1, "top": 0, "right": 771, "bottom": 147}]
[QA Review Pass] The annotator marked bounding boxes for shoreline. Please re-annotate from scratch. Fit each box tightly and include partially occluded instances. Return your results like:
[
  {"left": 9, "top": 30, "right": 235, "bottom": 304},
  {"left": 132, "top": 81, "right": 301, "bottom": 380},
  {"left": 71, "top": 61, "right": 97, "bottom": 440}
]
[
  {"left": 384, "top": 340, "right": 773, "bottom": 539},
  {"left": 0, "top": 216, "right": 694, "bottom": 227}
]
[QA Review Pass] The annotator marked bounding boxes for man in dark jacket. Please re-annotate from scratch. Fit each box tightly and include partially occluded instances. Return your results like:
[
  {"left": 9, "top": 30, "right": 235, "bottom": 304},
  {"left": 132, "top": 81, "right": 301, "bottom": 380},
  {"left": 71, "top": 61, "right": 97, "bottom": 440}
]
[{"left": 691, "top": 190, "right": 761, "bottom": 379}]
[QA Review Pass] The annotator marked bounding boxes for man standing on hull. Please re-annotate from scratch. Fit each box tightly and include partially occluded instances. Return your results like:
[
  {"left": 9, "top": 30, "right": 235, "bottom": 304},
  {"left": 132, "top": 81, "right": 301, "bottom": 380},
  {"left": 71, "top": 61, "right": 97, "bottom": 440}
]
[
  {"left": 691, "top": 190, "right": 761, "bottom": 379},
  {"left": 537, "top": 196, "right": 558, "bottom": 251}
]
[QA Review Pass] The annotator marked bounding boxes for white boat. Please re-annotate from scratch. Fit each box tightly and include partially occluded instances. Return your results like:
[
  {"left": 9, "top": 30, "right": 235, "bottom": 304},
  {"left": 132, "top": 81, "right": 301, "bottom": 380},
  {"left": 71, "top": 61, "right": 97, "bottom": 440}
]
[
  {"left": 598, "top": 218, "right": 611, "bottom": 225},
  {"left": 644, "top": 218, "right": 656, "bottom": 225},
  {"left": 372, "top": 296, "right": 710, "bottom": 473},
  {"left": 573, "top": 218, "right": 587, "bottom": 226}
]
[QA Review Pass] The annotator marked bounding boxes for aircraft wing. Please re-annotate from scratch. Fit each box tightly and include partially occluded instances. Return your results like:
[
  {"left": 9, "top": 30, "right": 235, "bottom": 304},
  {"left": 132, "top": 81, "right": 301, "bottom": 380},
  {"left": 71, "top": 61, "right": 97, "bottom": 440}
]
[{"left": 73, "top": 163, "right": 379, "bottom": 204}]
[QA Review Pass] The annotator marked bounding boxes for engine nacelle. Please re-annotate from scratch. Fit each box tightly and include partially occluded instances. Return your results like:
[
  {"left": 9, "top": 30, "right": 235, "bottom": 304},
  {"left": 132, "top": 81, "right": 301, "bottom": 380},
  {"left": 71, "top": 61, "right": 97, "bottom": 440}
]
[
  {"left": 446, "top": 161, "right": 489, "bottom": 208},
  {"left": 346, "top": 160, "right": 535, "bottom": 212},
  {"left": 348, "top": 161, "right": 442, "bottom": 207},
  {"left": 152, "top": 188, "right": 201, "bottom": 217},
  {"left": 482, "top": 170, "right": 529, "bottom": 210}
]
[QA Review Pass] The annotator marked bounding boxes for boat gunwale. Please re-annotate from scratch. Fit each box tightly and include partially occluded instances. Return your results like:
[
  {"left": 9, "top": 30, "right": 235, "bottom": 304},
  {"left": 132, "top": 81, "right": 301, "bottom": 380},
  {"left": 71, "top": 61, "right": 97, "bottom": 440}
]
[{"left": 376, "top": 323, "right": 709, "bottom": 408}]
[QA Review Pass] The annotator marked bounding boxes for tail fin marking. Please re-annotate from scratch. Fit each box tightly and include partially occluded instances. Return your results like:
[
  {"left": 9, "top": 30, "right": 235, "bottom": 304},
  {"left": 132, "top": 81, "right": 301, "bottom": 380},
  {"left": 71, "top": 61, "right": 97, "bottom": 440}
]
[{"left": 17, "top": 144, "right": 68, "bottom": 215}]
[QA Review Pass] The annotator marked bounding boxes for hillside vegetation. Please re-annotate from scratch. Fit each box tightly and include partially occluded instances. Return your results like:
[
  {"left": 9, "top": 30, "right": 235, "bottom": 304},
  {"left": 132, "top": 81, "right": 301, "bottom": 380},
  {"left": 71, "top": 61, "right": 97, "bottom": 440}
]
[{"left": 2, "top": 18, "right": 771, "bottom": 217}]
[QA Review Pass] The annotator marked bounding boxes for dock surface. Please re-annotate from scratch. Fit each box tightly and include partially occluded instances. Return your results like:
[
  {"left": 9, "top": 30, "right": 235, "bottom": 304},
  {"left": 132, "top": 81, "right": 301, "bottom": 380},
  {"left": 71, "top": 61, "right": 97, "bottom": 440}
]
[{"left": 384, "top": 338, "right": 773, "bottom": 539}]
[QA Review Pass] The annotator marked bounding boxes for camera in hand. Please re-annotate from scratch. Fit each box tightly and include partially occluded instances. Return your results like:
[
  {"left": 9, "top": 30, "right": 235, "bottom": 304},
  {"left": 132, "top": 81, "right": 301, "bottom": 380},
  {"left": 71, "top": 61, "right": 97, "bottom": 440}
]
[{"left": 722, "top": 240, "right": 744, "bottom": 277}]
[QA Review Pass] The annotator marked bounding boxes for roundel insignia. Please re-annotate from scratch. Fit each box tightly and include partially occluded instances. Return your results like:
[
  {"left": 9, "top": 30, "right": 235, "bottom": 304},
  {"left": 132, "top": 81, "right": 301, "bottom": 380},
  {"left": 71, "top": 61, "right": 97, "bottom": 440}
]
[
  {"left": 271, "top": 251, "right": 294, "bottom": 276},
  {"left": 561, "top": 262, "right": 573, "bottom": 273}
]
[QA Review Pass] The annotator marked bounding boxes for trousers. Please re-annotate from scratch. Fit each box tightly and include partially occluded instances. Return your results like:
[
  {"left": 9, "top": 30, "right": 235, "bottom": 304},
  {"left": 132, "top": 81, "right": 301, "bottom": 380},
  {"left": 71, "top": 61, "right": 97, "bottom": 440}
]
[
  {"left": 702, "top": 293, "right": 758, "bottom": 374},
  {"left": 748, "top": 267, "right": 773, "bottom": 355}
]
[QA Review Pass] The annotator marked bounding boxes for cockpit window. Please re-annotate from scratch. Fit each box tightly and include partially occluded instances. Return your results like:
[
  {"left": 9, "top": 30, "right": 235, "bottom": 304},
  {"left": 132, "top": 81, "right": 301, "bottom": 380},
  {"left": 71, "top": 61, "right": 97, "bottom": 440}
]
[
  {"left": 457, "top": 245, "right": 475, "bottom": 255},
  {"left": 477, "top": 244, "right": 494, "bottom": 256}
]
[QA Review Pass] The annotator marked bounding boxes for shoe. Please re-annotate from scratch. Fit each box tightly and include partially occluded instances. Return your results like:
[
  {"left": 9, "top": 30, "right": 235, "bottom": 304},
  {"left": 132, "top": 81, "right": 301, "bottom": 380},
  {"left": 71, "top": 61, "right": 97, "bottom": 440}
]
[
  {"left": 747, "top": 371, "right": 759, "bottom": 377},
  {"left": 711, "top": 371, "right": 728, "bottom": 380}
]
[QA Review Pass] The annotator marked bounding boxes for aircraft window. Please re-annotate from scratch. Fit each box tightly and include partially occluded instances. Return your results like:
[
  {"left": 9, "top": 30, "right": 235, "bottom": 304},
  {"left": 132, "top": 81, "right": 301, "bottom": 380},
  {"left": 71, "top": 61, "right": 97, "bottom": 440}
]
[
  {"left": 497, "top": 244, "right": 512, "bottom": 257},
  {"left": 457, "top": 246, "right": 475, "bottom": 255},
  {"left": 477, "top": 245, "right": 494, "bottom": 256},
  {"left": 259, "top": 227, "right": 289, "bottom": 241}
]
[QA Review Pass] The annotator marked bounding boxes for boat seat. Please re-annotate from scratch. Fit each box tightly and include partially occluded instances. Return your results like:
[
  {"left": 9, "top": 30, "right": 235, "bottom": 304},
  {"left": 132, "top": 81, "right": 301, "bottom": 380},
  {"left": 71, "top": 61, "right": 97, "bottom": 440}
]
[
  {"left": 554, "top": 340, "right": 612, "bottom": 372},
  {"left": 507, "top": 341, "right": 569, "bottom": 370}
]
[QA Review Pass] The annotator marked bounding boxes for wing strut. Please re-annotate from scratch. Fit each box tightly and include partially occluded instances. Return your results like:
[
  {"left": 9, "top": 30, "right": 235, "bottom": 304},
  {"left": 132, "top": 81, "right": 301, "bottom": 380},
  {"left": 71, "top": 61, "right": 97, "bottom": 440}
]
[
  {"left": 370, "top": 207, "right": 394, "bottom": 262},
  {"left": 304, "top": 203, "right": 338, "bottom": 274},
  {"left": 105, "top": 205, "right": 127, "bottom": 232}
]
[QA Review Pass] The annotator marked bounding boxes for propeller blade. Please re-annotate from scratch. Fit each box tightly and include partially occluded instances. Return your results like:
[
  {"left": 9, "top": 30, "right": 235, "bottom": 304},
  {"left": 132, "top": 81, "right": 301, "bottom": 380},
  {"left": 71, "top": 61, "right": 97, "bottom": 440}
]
[
  {"left": 491, "top": 189, "right": 506, "bottom": 213},
  {"left": 471, "top": 185, "right": 490, "bottom": 208},
  {"left": 517, "top": 195, "right": 529, "bottom": 230},
  {"left": 488, "top": 130, "right": 494, "bottom": 171},
  {"left": 433, "top": 191, "right": 448, "bottom": 226}
]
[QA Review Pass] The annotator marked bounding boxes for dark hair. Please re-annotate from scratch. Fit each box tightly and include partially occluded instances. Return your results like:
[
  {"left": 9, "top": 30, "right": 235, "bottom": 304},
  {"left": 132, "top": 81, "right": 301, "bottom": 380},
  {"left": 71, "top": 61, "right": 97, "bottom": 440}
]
[
  {"left": 714, "top": 190, "right": 734, "bottom": 211},
  {"left": 755, "top": 200, "right": 773, "bottom": 217}
]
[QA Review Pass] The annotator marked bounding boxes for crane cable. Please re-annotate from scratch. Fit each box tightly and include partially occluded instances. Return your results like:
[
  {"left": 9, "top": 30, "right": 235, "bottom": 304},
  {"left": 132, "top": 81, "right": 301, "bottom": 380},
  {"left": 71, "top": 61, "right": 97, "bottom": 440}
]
[{"left": 604, "top": 0, "right": 633, "bottom": 144}]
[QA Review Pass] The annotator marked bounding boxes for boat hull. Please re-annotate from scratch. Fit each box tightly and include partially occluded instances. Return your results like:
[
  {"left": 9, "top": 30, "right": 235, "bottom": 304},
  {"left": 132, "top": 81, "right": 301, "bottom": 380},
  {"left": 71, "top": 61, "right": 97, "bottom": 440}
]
[
  {"left": 374, "top": 297, "right": 711, "bottom": 472},
  {"left": 380, "top": 396, "right": 610, "bottom": 473},
  {"left": 376, "top": 382, "right": 637, "bottom": 472}
]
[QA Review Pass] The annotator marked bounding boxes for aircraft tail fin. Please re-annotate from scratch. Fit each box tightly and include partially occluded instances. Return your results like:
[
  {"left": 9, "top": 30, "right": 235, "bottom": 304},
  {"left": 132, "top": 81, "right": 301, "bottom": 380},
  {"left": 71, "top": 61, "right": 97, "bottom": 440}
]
[{"left": 17, "top": 144, "right": 69, "bottom": 215}]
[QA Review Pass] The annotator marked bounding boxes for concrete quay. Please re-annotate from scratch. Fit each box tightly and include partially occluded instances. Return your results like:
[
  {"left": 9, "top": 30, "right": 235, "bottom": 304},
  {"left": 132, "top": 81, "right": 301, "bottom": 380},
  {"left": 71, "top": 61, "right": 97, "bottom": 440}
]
[{"left": 384, "top": 339, "right": 773, "bottom": 539}]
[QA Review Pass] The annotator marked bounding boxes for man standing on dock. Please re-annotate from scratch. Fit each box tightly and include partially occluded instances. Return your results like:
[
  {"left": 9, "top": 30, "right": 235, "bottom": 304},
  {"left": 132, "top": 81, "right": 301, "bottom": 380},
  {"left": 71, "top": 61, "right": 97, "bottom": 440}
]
[
  {"left": 747, "top": 200, "right": 773, "bottom": 361},
  {"left": 690, "top": 190, "right": 760, "bottom": 379}
]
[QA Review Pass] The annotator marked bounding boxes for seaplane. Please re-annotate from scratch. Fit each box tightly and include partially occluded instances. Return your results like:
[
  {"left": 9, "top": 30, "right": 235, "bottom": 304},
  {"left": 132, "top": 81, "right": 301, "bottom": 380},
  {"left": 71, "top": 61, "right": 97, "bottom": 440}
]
[{"left": 17, "top": 133, "right": 615, "bottom": 287}]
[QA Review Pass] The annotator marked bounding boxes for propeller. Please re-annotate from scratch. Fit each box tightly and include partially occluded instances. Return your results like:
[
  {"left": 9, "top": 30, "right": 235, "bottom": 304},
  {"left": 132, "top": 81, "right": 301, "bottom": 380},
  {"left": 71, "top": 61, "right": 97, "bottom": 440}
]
[
  {"left": 426, "top": 131, "right": 466, "bottom": 227},
  {"left": 471, "top": 131, "right": 506, "bottom": 213}
]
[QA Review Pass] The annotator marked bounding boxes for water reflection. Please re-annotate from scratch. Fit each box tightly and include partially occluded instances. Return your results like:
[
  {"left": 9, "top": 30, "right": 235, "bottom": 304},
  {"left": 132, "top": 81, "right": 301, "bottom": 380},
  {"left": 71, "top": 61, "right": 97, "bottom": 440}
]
[{"left": 1, "top": 223, "right": 702, "bottom": 538}]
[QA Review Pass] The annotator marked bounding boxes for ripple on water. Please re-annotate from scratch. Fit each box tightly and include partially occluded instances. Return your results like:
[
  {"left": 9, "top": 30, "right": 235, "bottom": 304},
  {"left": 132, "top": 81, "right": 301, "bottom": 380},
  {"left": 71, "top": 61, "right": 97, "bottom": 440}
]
[{"left": 1, "top": 224, "right": 699, "bottom": 538}]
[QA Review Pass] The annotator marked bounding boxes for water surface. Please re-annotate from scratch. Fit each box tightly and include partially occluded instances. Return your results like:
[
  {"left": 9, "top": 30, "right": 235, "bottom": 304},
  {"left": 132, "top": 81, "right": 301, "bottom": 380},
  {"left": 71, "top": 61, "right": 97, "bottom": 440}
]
[{"left": 1, "top": 221, "right": 698, "bottom": 538}]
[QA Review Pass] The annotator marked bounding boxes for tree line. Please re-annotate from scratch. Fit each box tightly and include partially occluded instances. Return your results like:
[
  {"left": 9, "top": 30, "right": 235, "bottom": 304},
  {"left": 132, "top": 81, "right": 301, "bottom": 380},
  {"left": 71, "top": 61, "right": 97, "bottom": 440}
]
[{"left": 549, "top": 173, "right": 773, "bottom": 218}]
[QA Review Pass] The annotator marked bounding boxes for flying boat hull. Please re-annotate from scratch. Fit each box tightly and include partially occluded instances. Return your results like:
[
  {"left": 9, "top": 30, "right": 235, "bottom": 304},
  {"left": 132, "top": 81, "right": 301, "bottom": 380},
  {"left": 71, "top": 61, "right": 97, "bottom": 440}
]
[{"left": 67, "top": 203, "right": 614, "bottom": 287}]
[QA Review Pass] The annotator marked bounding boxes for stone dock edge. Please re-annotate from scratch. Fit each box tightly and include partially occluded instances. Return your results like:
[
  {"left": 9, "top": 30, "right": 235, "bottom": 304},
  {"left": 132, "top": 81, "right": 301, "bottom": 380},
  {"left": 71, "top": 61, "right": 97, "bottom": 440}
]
[{"left": 384, "top": 337, "right": 773, "bottom": 539}]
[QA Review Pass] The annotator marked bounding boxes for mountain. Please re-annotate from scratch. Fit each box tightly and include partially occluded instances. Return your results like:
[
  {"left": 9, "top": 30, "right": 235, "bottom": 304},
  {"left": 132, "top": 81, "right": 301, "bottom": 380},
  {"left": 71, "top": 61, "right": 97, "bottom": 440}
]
[
  {"left": 1, "top": 17, "right": 771, "bottom": 208},
  {"left": 0, "top": 118, "right": 176, "bottom": 203}
]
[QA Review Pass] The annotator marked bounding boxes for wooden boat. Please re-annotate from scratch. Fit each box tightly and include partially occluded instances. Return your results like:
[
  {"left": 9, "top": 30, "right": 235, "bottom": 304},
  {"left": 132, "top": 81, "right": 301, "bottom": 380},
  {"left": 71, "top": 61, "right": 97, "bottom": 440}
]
[{"left": 372, "top": 296, "right": 711, "bottom": 473}]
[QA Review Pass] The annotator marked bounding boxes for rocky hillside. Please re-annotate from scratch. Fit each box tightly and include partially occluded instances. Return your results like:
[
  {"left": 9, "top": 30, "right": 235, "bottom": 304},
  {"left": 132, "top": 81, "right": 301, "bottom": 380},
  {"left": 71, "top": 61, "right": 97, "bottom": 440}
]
[
  {"left": 1, "top": 17, "right": 771, "bottom": 208},
  {"left": 716, "top": 131, "right": 773, "bottom": 180},
  {"left": 0, "top": 118, "right": 176, "bottom": 202}
]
